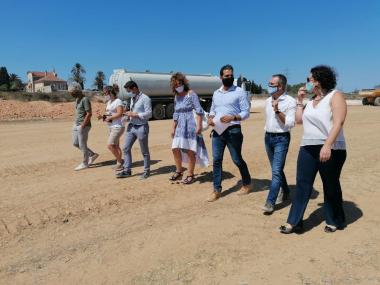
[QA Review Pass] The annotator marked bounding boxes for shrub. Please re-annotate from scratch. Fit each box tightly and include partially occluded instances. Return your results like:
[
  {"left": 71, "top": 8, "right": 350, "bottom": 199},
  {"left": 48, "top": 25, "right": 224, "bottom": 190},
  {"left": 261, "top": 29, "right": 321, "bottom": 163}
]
[{"left": 0, "top": 84, "right": 9, "bottom": 91}]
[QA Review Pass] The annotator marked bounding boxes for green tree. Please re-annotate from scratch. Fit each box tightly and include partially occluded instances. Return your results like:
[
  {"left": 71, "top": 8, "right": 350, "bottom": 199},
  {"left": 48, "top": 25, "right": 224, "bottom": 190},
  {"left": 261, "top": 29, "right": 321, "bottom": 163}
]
[
  {"left": 0, "top": 66, "right": 10, "bottom": 90},
  {"left": 287, "top": 83, "right": 305, "bottom": 95},
  {"left": 249, "top": 80, "right": 263, "bottom": 94},
  {"left": 9, "top": 73, "right": 23, "bottom": 91},
  {"left": 93, "top": 71, "right": 105, "bottom": 91},
  {"left": 70, "top": 63, "right": 86, "bottom": 89}
]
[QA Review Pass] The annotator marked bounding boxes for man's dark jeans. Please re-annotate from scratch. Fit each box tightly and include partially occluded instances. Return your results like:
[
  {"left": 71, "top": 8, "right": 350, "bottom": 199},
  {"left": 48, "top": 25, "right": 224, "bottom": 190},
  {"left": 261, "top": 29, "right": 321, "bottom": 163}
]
[
  {"left": 212, "top": 125, "right": 251, "bottom": 192},
  {"left": 264, "top": 132, "right": 291, "bottom": 205}
]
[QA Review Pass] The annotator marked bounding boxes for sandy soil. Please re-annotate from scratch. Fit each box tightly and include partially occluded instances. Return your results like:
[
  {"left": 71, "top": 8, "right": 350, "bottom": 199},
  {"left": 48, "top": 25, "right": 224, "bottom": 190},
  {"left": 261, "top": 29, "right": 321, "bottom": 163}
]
[
  {"left": 0, "top": 104, "right": 379, "bottom": 285},
  {"left": 0, "top": 99, "right": 105, "bottom": 121}
]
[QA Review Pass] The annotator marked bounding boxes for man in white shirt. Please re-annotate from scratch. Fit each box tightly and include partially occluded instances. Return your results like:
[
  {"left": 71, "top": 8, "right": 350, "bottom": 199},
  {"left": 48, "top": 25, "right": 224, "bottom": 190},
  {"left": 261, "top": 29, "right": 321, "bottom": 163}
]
[{"left": 263, "top": 74, "right": 296, "bottom": 214}]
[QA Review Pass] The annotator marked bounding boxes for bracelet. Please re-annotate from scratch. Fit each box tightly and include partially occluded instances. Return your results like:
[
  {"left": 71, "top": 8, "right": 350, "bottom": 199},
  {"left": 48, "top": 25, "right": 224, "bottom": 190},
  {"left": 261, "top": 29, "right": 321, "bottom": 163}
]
[{"left": 296, "top": 103, "right": 304, "bottom": 107}]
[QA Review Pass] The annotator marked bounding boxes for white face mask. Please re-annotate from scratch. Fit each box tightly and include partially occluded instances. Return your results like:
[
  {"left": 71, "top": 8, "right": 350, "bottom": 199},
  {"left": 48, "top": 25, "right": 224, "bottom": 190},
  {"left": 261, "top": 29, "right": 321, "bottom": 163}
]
[
  {"left": 175, "top": 85, "right": 184, "bottom": 93},
  {"left": 104, "top": 95, "right": 111, "bottom": 102},
  {"left": 126, "top": 92, "right": 136, "bottom": 98}
]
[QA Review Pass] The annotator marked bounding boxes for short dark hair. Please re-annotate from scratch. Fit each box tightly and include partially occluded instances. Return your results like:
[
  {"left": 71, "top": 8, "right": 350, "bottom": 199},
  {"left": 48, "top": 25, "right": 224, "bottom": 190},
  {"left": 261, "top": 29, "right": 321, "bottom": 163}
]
[
  {"left": 124, "top": 80, "right": 138, "bottom": 90},
  {"left": 310, "top": 65, "right": 337, "bottom": 91},
  {"left": 220, "top": 64, "right": 234, "bottom": 76},
  {"left": 272, "top": 74, "right": 287, "bottom": 87}
]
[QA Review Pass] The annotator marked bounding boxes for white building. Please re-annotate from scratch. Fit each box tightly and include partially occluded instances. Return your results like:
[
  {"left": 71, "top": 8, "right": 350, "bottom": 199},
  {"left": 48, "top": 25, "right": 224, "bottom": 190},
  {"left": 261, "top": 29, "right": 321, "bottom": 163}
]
[{"left": 26, "top": 71, "right": 67, "bottom": 93}]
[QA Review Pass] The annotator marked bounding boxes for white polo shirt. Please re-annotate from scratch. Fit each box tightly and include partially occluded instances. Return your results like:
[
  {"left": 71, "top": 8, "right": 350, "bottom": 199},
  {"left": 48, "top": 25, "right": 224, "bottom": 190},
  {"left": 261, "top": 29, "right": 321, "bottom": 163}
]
[{"left": 264, "top": 93, "right": 296, "bottom": 133}]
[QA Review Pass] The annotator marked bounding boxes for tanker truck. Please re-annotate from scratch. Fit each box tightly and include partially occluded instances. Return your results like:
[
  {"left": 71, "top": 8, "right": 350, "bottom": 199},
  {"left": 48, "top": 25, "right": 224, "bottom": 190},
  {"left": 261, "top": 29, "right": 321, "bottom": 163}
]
[{"left": 109, "top": 69, "right": 251, "bottom": 120}]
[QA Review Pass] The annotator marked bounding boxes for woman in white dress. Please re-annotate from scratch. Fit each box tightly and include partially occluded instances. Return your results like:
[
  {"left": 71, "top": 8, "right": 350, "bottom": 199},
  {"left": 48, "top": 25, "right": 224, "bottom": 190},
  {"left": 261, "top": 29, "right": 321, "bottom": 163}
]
[{"left": 169, "top": 72, "right": 209, "bottom": 184}]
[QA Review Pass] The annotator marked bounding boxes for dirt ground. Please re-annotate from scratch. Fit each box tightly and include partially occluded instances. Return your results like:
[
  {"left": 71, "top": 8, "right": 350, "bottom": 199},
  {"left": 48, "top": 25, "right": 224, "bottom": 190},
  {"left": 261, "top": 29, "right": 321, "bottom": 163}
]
[{"left": 0, "top": 103, "right": 379, "bottom": 285}]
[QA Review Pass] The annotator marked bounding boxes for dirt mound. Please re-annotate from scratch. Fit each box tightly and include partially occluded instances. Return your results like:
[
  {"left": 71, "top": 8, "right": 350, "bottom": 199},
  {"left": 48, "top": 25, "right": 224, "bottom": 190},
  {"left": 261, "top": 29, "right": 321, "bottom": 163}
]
[{"left": 0, "top": 99, "right": 104, "bottom": 121}]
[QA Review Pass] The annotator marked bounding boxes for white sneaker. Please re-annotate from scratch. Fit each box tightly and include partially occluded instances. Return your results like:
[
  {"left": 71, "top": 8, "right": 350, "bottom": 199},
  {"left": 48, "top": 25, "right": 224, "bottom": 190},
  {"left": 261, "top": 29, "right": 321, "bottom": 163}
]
[
  {"left": 88, "top": 153, "right": 99, "bottom": 165},
  {"left": 74, "top": 163, "right": 88, "bottom": 171}
]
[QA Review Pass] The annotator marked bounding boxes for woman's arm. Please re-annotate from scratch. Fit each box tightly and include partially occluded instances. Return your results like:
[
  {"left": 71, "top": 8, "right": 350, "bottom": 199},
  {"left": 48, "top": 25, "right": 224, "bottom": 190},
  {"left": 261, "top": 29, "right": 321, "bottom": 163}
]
[
  {"left": 319, "top": 91, "right": 347, "bottom": 162},
  {"left": 295, "top": 87, "right": 307, "bottom": 124},
  {"left": 108, "top": 105, "right": 123, "bottom": 120},
  {"left": 171, "top": 120, "right": 178, "bottom": 138}
]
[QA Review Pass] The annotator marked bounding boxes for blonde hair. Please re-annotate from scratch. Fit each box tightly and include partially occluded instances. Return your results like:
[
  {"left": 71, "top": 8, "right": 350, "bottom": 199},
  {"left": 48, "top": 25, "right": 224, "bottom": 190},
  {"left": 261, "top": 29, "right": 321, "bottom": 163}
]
[{"left": 170, "top": 72, "right": 190, "bottom": 94}]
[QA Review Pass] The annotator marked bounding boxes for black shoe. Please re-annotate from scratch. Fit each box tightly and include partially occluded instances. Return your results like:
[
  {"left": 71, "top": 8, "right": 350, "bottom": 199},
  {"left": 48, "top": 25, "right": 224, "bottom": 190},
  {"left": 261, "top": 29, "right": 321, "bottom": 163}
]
[
  {"left": 116, "top": 170, "right": 132, "bottom": 178},
  {"left": 140, "top": 171, "right": 150, "bottom": 180}
]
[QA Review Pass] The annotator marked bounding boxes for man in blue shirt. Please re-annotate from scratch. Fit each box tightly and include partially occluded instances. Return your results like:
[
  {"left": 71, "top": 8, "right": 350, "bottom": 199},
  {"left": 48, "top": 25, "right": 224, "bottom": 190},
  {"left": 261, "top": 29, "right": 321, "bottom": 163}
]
[
  {"left": 207, "top": 64, "right": 252, "bottom": 202},
  {"left": 116, "top": 81, "right": 152, "bottom": 179}
]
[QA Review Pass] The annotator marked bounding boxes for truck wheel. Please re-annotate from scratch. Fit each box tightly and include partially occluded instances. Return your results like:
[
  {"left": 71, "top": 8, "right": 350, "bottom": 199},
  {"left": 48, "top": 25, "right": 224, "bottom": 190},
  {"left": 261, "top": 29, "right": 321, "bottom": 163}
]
[
  {"left": 152, "top": 104, "right": 165, "bottom": 120},
  {"left": 166, "top": 103, "right": 174, "bottom": 119},
  {"left": 374, "top": 97, "right": 380, "bottom": 106},
  {"left": 202, "top": 101, "right": 212, "bottom": 112},
  {"left": 362, "top": 97, "right": 369, "bottom": 105}
]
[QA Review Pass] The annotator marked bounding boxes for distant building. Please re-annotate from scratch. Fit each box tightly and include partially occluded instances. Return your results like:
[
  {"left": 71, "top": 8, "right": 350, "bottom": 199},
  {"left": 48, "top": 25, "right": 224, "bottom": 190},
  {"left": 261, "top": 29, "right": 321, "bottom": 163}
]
[{"left": 26, "top": 71, "right": 67, "bottom": 93}]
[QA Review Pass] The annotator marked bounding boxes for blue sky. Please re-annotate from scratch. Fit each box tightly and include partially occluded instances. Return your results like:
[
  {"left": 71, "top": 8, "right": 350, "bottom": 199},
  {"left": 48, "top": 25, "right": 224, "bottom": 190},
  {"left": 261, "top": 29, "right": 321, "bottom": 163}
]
[{"left": 1, "top": 0, "right": 379, "bottom": 92}]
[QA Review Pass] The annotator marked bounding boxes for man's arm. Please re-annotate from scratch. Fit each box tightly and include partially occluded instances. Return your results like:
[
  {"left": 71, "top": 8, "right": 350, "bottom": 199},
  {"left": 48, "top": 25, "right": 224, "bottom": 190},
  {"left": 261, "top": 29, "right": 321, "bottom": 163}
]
[
  {"left": 237, "top": 91, "right": 250, "bottom": 120},
  {"left": 81, "top": 98, "right": 92, "bottom": 127}
]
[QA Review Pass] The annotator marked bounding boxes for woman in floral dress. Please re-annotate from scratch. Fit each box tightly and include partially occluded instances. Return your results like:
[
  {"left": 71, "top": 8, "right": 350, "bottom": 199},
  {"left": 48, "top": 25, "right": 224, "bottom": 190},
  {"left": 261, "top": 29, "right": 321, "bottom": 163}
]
[{"left": 169, "top": 72, "right": 209, "bottom": 184}]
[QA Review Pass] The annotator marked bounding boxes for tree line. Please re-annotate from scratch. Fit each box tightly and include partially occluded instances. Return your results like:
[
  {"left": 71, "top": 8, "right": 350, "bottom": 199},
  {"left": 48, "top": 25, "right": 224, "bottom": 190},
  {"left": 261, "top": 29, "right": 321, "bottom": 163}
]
[
  {"left": 2, "top": 64, "right": 379, "bottom": 94},
  {"left": 0, "top": 67, "right": 23, "bottom": 91}
]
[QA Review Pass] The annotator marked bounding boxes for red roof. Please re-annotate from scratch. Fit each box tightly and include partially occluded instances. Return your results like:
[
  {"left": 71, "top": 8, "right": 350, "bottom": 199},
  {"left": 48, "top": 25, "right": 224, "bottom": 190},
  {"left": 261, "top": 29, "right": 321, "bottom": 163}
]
[
  {"left": 28, "top": 71, "right": 56, "bottom": 77},
  {"left": 34, "top": 74, "right": 66, "bottom": 83}
]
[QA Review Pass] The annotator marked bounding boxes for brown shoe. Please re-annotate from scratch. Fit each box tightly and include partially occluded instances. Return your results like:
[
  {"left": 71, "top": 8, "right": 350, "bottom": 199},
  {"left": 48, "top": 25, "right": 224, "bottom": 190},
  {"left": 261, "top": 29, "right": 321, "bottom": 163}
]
[
  {"left": 237, "top": 184, "right": 252, "bottom": 195},
  {"left": 207, "top": 191, "right": 221, "bottom": 202}
]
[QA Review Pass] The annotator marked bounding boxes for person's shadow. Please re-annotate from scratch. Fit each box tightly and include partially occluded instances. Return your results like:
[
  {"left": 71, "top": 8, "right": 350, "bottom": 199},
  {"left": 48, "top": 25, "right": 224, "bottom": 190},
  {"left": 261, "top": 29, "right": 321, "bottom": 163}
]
[
  {"left": 220, "top": 178, "right": 273, "bottom": 197},
  {"left": 219, "top": 178, "right": 319, "bottom": 200},
  {"left": 192, "top": 171, "right": 235, "bottom": 184},
  {"left": 273, "top": 186, "right": 320, "bottom": 211},
  {"left": 91, "top": 159, "right": 161, "bottom": 169},
  {"left": 298, "top": 201, "right": 363, "bottom": 233},
  {"left": 90, "top": 159, "right": 116, "bottom": 168}
]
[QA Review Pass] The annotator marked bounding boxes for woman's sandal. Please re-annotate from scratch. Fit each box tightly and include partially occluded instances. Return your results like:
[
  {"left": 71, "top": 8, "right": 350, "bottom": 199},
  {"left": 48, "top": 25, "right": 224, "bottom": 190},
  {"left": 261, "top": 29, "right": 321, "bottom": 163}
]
[
  {"left": 169, "top": 172, "right": 183, "bottom": 181},
  {"left": 324, "top": 225, "right": 337, "bottom": 233},
  {"left": 279, "top": 223, "right": 303, "bottom": 234},
  {"left": 279, "top": 224, "right": 294, "bottom": 234},
  {"left": 182, "top": 175, "right": 195, "bottom": 185}
]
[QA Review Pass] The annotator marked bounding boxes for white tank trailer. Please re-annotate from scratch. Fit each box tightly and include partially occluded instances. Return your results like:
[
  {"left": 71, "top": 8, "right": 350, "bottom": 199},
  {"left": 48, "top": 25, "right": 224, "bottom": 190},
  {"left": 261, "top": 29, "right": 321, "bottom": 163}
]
[
  {"left": 109, "top": 69, "right": 250, "bottom": 120},
  {"left": 109, "top": 69, "right": 220, "bottom": 120}
]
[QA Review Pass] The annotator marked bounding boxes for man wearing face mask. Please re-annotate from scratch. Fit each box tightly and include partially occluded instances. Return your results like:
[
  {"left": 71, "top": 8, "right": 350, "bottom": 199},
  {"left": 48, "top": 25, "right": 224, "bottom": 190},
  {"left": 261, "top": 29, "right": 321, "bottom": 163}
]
[
  {"left": 116, "top": 80, "right": 152, "bottom": 179},
  {"left": 206, "top": 64, "right": 252, "bottom": 202},
  {"left": 262, "top": 74, "right": 296, "bottom": 214}
]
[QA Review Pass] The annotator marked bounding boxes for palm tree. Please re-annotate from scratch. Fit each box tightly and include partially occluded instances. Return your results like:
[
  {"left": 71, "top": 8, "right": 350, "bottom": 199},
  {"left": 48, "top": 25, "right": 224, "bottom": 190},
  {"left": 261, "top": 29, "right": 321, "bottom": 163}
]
[
  {"left": 94, "top": 71, "right": 105, "bottom": 91},
  {"left": 9, "top": 73, "right": 23, "bottom": 91},
  {"left": 9, "top": 73, "right": 19, "bottom": 82},
  {"left": 70, "top": 63, "right": 86, "bottom": 89}
]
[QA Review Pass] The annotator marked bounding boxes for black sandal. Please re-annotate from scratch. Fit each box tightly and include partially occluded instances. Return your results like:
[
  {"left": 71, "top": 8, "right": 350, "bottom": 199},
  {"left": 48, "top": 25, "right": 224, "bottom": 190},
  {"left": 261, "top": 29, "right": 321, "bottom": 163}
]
[
  {"left": 182, "top": 175, "right": 195, "bottom": 185},
  {"left": 324, "top": 225, "right": 337, "bottom": 233},
  {"left": 169, "top": 172, "right": 183, "bottom": 181},
  {"left": 279, "top": 225, "right": 294, "bottom": 234},
  {"left": 279, "top": 223, "right": 303, "bottom": 234}
]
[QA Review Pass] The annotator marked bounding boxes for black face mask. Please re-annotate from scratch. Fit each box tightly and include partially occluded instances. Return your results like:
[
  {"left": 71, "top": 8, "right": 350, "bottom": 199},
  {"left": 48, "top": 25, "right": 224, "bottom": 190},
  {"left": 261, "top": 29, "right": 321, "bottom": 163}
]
[{"left": 222, "top": 77, "right": 234, "bottom": 87}]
